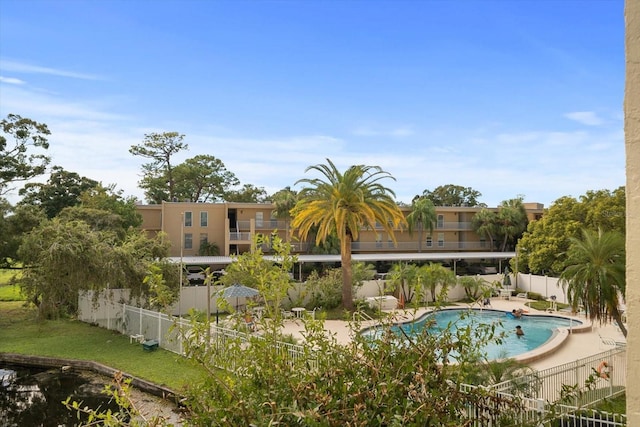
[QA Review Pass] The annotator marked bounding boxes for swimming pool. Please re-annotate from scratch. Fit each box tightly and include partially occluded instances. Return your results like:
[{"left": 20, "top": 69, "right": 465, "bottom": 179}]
[{"left": 363, "top": 308, "right": 583, "bottom": 361}]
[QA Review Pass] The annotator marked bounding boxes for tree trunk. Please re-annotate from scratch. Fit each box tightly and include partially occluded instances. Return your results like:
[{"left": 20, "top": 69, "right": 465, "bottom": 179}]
[
  {"left": 611, "top": 307, "right": 628, "bottom": 338},
  {"left": 341, "top": 235, "right": 354, "bottom": 311}
]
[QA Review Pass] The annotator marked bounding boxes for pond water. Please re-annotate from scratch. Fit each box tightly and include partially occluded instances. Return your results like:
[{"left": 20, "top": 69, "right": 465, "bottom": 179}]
[{"left": 0, "top": 364, "right": 122, "bottom": 427}]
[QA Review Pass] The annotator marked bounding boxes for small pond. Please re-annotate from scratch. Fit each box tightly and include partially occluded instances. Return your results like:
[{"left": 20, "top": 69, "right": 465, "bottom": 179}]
[{"left": 0, "top": 364, "right": 121, "bottom": 427}]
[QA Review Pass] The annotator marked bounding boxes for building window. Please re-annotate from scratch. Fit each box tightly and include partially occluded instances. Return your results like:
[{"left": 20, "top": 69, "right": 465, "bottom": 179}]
[
  {"left": 480, "top": 238, "right": 486, "bottom": 248},
  {"left": 184, "top": 212, "right": 192, "bottom": 227},
  {"left": 184, "top": 233, "right": 193, "bottom": 249},
  {"left": 426, "top": 236, "right": 433, "bottom": 247},
  {"left": 437, "top": 214, "right": 444, "bottom": 229},
  {"left": 200, "top": 211, "right": 208, "bottom": 227},
  {"left": 376, "top": 233, "right": 382, "bottom": 248},
  {"left": 200, "top": 233, "right": 208, "bottom": 245},
  {"left": 438, "top": 233, "right": 444, "bottom": 247},
  {"left": 256, "top": 212, "right": 263, "bottom": 227}
]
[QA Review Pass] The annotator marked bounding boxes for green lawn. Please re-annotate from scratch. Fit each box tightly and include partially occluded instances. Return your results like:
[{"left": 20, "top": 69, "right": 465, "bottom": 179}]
[
  {"left": 0, "top": 298, "right": 205, "bottom": 392},
  {"left": 0, "top": 284, "right": 24, "bottom": 301}
]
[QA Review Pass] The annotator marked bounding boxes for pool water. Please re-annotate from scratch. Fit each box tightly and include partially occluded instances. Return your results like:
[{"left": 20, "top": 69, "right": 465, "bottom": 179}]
[{"left": 365, "top": 309, "right": 582, "bottom": 360}]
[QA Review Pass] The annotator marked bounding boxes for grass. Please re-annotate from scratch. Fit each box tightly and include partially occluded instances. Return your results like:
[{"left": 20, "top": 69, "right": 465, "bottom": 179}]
[
  {"left": 0, "top": 290, "right": 206, "bottom": 392},
  {"left": 0, "top": 284, "right": 23, "bottom": 301},
  {"left": 527, "top": 300, "right": 570, "bottom": 312}
]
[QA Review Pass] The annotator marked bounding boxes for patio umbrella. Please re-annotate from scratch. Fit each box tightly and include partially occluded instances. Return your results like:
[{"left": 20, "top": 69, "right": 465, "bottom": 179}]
[{"left": 217, "top": 283, "right": 260, "bottom": 310}]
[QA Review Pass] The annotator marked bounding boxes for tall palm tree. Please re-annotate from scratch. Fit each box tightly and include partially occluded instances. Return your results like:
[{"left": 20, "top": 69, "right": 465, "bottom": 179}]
[
  {"left": 423, "top": 263, "right": 456, "bottom": 303},
  {"left": 560, "top": 228, "right": 626, "bottom": 337},
  {"left": 471, "top": 208, "right": 498, "bottom": 251},
  {"left": 406, "top": 196, "right": 436, "bottom": 252},
  {"left": 270, "top": 186, "right": 298, "bottom": 242},
  {"left": 496, "top": 198, "right": 528, "bottom": 252},
  {"left": 388, "top": 262, "right": 419, "bottom": 305},
  {"left": 291, "top": 159, "right": 406, "bottom": 311}
]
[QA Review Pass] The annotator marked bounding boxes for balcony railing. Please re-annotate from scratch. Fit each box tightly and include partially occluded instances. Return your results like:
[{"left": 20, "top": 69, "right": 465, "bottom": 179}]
[
  {"left": 235, "top": 219, "right": 288, "bottom": 231},
  {"left": 365, "top": 221, "right": 473, "bottom": 231},
  {"left": 229, "top": 231, "right": 252, "bottom": 242},
  {"left": 351, "top": 241, "right": 490, "bottom": 252},
  {"left": 435, "top": 222, "right": 473, "bottom": 230}
]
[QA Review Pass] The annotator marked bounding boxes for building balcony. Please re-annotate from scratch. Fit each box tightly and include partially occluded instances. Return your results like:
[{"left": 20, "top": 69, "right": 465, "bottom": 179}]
[
  {"left": 366, "top": 221, "right": 473, "bottom": 231},
  {"left": 435, "top": 222, "right": 473, "bottom": 230},
  {"left": 235, "top": 219, "right": 289, "bottom": 231},
  {"left": 229, "top": 231, "right": 252, "bottom": 242},
  {"left": 351, "top": 241, "right": 490, "bottom": 252}
]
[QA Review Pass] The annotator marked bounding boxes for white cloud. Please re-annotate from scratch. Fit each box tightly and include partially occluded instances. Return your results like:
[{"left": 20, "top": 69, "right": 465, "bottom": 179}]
[
  {"left": 1, "top": 85, "right": 129, "bottom": 121},
  {"left": 0, "top": 59, "right": 103, "bottom": 80},
  {"left": 351, "top": 125, "right": 414, "bottom": 137},
  {"left": 0, "top": 76, "right": 25, "bottom": 85},
  {"left": 565, "top": 111, "right": 604, "bottom": 126}
]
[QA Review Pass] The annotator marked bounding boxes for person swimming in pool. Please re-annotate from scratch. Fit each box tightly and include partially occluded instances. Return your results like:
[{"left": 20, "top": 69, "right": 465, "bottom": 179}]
[
  {"left": 515, "top": 325, "right": 524, "bottom": 337},
  {"left": 512, "top": 308, "right": 523, "bottom": 318}
]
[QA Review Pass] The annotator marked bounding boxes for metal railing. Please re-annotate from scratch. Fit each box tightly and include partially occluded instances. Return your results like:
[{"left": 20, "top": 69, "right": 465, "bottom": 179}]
[
  {"left": 351, "top": 241, "right": 490, "bottom": 251},
  {"left": 490, "top": 347, "right": 626, "bottom": 405}
]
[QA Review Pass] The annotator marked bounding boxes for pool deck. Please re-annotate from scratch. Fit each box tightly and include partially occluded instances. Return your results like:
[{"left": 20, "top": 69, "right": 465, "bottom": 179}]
[{"left": 279, "top": 297, "right": 627, "bottom": 371}]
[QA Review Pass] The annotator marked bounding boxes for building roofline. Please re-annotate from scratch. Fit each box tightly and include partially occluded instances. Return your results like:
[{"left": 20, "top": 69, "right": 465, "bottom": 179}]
[{"left": 168, "top": 251, "right": 516, "bottom": 265}]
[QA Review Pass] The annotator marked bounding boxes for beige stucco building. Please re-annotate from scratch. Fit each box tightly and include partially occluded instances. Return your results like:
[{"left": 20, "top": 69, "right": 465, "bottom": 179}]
[
  {"left": 625, "top": 0, "right": 639, "bottom": 421},
  {"left": 136, "top": 201, "right": 543, "bottom": 259}
]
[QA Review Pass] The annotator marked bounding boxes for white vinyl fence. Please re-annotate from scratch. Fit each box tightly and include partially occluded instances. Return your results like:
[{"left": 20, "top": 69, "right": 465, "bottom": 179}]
[{"left": 77, "top": 290, "right": 310, "bottom": 368}]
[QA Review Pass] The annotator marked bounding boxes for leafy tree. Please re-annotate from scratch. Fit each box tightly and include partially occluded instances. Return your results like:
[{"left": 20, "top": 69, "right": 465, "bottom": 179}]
[
  {"left": 560, "top": 228, "right": 626, "bottom": 337},
  {"left": 0, "top": 114, "right": 51, "bottom": 195},
  {"left": 18, "top": 217, "right": 171, "bottom": 318},
  {"left": 472, "top": 208, "right": 498, "bottom": 251},
  {"left": 172, "top": 154, "right": 240, "bottom": 202},
  {"left": 225, "top": 183, "right": 268, "bottom": 202},
  {"left": 517, "top": 188, "right": 625, "bottom": 276},
  {"left": 79, "top": 185, "right": 143, "bottom": 229},
  {"left": 218, "top": 234, "right": 295, "bottom": 327},
  {"left": 129, "top": 132, "right": 188, "bottom": 203},
  {"left": 305, "top": 268, "right": 343, "bottom": 309},
  {"left": 421, "top": 184, "right": 483, "bottom": 207},
  {"left": 292, "top": 159, "right": 406, "bottom": 310},
  {"left": 406, "top": 196, "right": 436, "bottom": 252},
  {"left": 309, "top": 232, "right": 340, "bottom": 255},
  {"left": 18, "top": 166, "right": 99, "bottom": 218},
  {"left": 19, "top": 219, "right": 116, "bottom": 318},
  {"left": 0, "top": 202, "right": 46, "bottom": 267},
  {"left": 57, "top": 206, "right": 129, "bottom": 241},
  {"left": 580, "top": 187, "right": 626, "bottom": 233}
]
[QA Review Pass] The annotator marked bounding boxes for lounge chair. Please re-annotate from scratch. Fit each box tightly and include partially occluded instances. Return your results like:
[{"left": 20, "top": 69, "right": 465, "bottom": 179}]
[{"left": 598, "top": 333, "right": 626, "bottom": 349}]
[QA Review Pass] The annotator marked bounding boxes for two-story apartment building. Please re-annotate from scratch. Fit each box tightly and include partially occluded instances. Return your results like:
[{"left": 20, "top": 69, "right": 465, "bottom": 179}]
[{"left": 136, "top": 201, "right": 544, "bottom": 259}]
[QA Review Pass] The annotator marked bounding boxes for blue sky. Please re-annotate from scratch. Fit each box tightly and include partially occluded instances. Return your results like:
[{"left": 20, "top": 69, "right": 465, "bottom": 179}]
[{"left": 0, "top": 0, "right": 625, "bottom": 207}]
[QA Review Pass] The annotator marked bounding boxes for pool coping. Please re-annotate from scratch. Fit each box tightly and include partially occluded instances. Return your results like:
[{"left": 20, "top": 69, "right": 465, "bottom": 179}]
[{"left": 359, "top": 306, "right": 592, "bottom": 365}]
